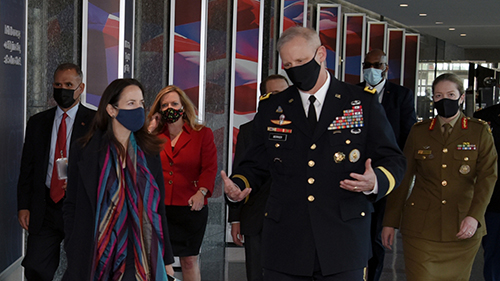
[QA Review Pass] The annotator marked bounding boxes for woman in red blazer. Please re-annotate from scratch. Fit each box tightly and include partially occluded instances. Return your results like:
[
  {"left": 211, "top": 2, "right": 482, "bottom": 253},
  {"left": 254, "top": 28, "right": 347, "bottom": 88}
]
[{"left": 148, "top": 85, "right": 217, "bottom": 281}]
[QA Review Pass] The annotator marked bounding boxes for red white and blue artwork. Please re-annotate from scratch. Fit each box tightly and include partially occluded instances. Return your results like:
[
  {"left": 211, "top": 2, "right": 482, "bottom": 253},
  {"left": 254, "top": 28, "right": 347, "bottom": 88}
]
[
  {"left": 172, "top": 0, "right": 202, "bottom": 106},
  {"left": 343, "top": 14, "right": 365, "bottom": 84},
  {"left": 387, "top": 28, "right": 404, "bottom": 85},
  {"left": 317, "top": 4, "right": 340, "bottom": 77},
  {"left": 85, "top": 0, "right": 120, "bottom": 107}
]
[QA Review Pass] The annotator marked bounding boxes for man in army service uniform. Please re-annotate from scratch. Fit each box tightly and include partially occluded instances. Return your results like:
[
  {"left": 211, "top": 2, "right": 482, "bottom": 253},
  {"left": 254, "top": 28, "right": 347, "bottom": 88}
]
[{"left": 222, "top": 26, "right": 406, "bottom": 280}]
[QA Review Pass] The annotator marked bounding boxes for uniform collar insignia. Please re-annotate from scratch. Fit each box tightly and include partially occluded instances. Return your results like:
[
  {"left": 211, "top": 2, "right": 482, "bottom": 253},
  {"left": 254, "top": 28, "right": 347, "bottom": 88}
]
[{"left": 364, "top": 86, "right": 376, "bottom": 94}]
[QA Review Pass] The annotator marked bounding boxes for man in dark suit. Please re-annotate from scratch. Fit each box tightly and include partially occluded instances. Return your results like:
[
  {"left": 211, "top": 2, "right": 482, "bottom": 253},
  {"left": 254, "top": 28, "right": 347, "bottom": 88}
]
[
  {"left": 473, "top": 105, "right": 500, "bottom": 281},
  {"left": 17, "top": 63, "right": 95, "bottom": 280},
  {"left": 229, "top": 74, "right": 289, "bottom": 281},
  {"left": 222, "top": 27, "right": 406, "bottom": 280},
  {"left": 358, "top": 49, "right": 417, "bottom": 281}
]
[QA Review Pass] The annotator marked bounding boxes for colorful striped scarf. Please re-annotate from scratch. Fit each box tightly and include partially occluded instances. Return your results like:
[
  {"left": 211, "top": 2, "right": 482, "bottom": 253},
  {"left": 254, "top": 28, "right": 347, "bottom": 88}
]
[{"left": 92, "top": 134, "right": 169, "bottom": 281}]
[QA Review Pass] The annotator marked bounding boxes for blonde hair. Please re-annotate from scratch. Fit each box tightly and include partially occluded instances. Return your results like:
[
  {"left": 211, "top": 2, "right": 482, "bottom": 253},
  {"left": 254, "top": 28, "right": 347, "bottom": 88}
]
[
  {"left": 276, "top": 26, "right": 321, "bottom": 53},
  {"left": 148, "top": 85, "right": 204, "bottom": 134}
]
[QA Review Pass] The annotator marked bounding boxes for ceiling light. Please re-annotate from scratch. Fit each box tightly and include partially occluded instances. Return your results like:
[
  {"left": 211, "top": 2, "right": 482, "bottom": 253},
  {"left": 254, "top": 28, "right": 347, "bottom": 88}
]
[
  {"left": 400, "top": 3, "right": 408, "bottom": 7},
  {"left": 449, "top": 27, "right": 455, "bottom": 31},
  {"left": 435, "top": 21, "right": 443, "bottom": 25},
  {"left": 419, "top": 13, "right": 427, "bottom": 17},
  {"left": 460, "top": 33, "right": 467, "bottom": 37}
]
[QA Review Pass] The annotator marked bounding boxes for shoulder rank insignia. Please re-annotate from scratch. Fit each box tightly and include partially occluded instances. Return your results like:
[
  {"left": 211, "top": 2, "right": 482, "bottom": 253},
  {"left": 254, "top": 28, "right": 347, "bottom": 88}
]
[
  {"left": 461, "top": 117, "right": 468, "bottom": 129},
  {"left": 259, "top": 92, "right": 272, "bottom": 101},
  {"left": 364, "top": 86, "right": 377, "bottom": 94},
  {"left": 428, "top": 118, "right": 437, "bottom": 130}
]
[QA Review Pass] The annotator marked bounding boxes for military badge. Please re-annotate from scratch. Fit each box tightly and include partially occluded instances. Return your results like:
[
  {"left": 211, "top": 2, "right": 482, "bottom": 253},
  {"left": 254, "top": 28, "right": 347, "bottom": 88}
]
[
  {"left": 459, "top": 164, "right": 471, "bottom": 175},
  {"left": 364, "top": 86, "right": 376, "bottom": 94},
  {"left": 334, "top": 152, "right": 345, "bottom": 163},
  {"left": 351, "top": 128, "right": 361, "bottom": 135},
  {"left": 267, "top": 127, "right": 292, "bottom": 133},
  {"left": 349, "top": 149, "right": 360, "bottom": 163},
  {"left": 457, "top": 142, "right": 476, "bottom": 150},
  {"left": 288, "top": 98, "right": 294, "bottom": 103},
  {"left": 351, "top": 100, "right": 361, "bottom": 106},
  {"left": 330, "top": 105, "right": 364, "bottom": 130},
  {"left": 428, "top": 119, "right": 437, "bottom": 130},
  {"left": 260, "top": 92, "right": 272, "bottom": 101},
  {"left": 276, "top": 106, "right": 283, "bottom": 113},
  {"left": 271, "top": 114, "right": 292, "bottom": 126},
  {"left": 461, "top": 117, "right": 468, "bottom": 129},
  {"left": 335, "top": 94, "right": 341, "bottom": 99}
]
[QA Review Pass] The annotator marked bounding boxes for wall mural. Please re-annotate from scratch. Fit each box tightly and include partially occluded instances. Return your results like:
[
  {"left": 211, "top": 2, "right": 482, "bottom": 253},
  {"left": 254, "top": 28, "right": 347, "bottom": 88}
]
[
  {"left": 367, "top": 21, "right": 387, "bottom": 53},
  {"left": 342, "top": 13, "right": 365, "bottom": 84},
  {"left": 387, "top": 28, "right": 405, "bottom": 85},
  {"left": 404, "top": 34, "right": 420, "bottom": 93},
  {"left": 317, "top": 4, "right": 341, "bottom": 78}
]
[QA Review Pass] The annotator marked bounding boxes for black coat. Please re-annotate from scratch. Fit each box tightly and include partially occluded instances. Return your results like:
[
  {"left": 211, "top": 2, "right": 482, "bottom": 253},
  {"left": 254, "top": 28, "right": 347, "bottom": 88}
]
[
  {"left": 231, "top": 76, "right": 407, "bottom": 276},
  {"left": 357, "top": 81, "right": 417, "bottom": 149},
  {"left": 228, "top": 121, "right": 271, "bottom": 235},
  {"left": 474, "top": 104, "right": 500, "bottom": 213},
  {"left": 17, "top": 104, "right": 95, "bottom": 234},
  {"left": 62, "top": 130, "right": 174, "bottom": 281}
]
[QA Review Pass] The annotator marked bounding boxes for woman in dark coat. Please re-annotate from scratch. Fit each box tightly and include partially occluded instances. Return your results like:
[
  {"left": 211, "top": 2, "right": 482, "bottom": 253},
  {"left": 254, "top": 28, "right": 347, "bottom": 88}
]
[{"left": 63, "top": 79, "right": 174, "bottom": 281}]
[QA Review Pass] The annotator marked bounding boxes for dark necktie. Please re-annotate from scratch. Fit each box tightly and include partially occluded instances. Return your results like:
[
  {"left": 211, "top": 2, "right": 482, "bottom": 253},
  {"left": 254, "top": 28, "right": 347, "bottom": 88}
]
[
  {"left": 50, "top": 113, "right": 68, "bottom": 203},
  {"left": 308, "top": 95, "right": 317, "bottom": 131},
  {"left": 443, "top": 123, "right": 451, "bottom": 141}
]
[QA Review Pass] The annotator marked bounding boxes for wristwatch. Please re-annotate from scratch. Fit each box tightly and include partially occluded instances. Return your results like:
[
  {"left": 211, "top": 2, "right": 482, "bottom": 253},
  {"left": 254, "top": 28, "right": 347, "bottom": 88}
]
[{"left": 199, "top": 189, "right": 207, "bottom": 196}]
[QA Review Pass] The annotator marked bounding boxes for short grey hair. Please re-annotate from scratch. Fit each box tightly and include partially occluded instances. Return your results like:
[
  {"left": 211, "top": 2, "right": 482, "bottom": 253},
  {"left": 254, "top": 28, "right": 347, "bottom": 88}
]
[{"left": 276, "top": 26, "right": 321, "bottom": 53}]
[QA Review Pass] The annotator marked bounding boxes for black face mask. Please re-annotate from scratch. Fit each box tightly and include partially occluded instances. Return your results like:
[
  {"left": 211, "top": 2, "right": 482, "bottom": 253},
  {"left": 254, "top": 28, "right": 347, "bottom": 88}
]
[
  {"left": 284, "top": 49, "right": 321, "bottom": 91},
  {"left": 434, "top": 98, "right": 461, "bottom": 118},
  {"left": 53, "top": 86, "right": 79, "bottom": 108}
]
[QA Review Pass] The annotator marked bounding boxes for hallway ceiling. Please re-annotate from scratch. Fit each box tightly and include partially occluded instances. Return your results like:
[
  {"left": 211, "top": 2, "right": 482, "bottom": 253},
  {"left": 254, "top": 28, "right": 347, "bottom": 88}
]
[{"left": 344, "top": 0, "right": 500, "bottom": 49}]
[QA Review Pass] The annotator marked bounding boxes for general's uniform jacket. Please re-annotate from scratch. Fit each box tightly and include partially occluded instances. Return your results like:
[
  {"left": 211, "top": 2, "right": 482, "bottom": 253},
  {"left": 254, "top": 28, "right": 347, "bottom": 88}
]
[
  {"left": 384, "top": 113, "right": 497, "bottom": 241},
  {"left": 231, "top": 76, "right": 406, "bottom": 276}
]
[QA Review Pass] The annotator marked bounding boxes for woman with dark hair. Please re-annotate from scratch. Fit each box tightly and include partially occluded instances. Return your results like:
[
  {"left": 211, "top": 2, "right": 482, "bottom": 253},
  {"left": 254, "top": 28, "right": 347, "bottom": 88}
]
[
  {"left": 382, "top": 73, "right": 497, "bottom": 280},
  {"left": 63, "top": 79, "right": 175, "bottom": 281},
  {"left": 147, "top": 85, "right": 217, "bottom": 281}
]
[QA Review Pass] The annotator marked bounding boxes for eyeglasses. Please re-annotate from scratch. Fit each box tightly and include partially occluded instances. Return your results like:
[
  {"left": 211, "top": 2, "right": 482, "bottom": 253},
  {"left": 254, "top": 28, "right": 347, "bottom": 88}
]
[{"left": 362, "top": 62, "right": 386, "bottom": 69}]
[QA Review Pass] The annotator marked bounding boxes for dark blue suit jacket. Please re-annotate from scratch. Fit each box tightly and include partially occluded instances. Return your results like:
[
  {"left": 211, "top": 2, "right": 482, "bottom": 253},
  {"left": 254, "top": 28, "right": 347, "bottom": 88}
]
[
  {"left": 17, "top": 104, "right": 95, "bottom": 234},
  {"left": 358, "top": 81, "right": 417, "bottom": 149},
  {"left": 231, "top": 76, "right": 406, "bottom": 276}
]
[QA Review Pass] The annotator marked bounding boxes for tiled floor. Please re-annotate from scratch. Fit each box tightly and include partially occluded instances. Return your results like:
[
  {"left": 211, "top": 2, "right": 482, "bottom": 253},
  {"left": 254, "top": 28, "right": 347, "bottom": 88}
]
[
  {"left": 3, "top": 231, "right": 486, "bottom": 281},
  {"left": 223, "top": 231, "right": 487, "bottom": 281}
]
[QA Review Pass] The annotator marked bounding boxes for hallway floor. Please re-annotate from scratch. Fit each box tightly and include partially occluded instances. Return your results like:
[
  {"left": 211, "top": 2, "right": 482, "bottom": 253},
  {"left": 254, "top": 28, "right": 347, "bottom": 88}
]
[{"left": 222, "top": 232, "right": 486, "bottom": 281}]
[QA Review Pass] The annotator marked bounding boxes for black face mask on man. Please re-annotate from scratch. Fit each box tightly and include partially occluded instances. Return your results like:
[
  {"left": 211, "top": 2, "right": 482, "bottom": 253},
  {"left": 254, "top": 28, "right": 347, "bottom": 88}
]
[
  {"left": 53, "top": 85, "right": 80, "bottom": 109},
  {"left": 434, "top": 98, "right": 461, "bottom": 118},
  {"left": 284, "top": 48, "right": 321, "bottom": 91}
]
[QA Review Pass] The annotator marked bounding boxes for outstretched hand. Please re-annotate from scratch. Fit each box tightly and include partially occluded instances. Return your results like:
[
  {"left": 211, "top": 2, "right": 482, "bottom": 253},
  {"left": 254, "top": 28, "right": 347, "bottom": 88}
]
[
  {"left": 221, "top": 170, "right": 252, "bottom": 202},
  {"left": 339, "top": 158, "right": 376, "bottom": 193}
]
